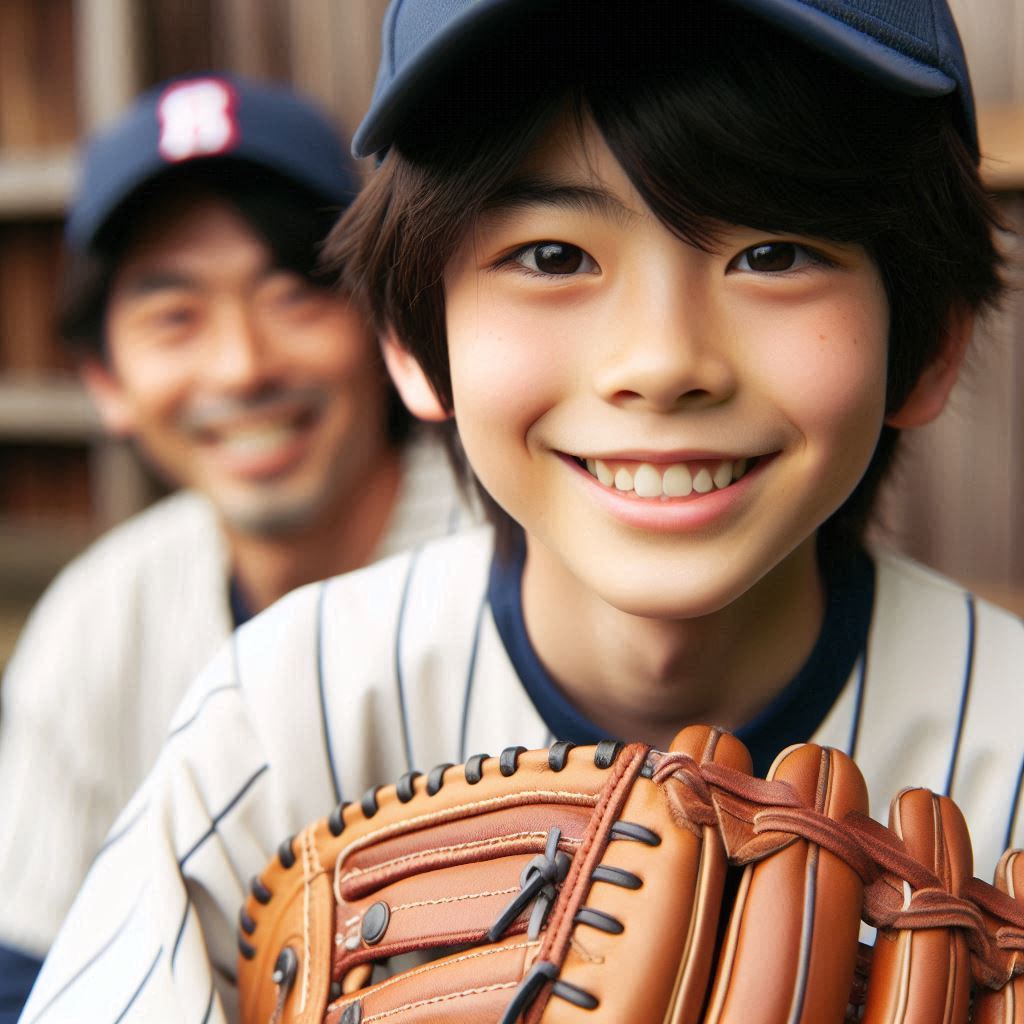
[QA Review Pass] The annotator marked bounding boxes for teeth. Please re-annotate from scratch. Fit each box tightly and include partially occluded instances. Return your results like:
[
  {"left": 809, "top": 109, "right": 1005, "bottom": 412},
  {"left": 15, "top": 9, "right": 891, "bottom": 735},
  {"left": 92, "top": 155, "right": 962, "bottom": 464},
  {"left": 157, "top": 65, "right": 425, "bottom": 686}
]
[
  {"left": 586, "top": 457, "right": 751, "bottom": 499},
  {"left": 692, "top": 468, "right": 714, "bottom": 493},
  {"left": 662, "top": 464, "right": 693, "bottom": 497},
  {"left": 215, "top": 424, "right": 298, "bottom": 455},
  {"left": 633, "top": 464, "right": 662, "bottom": 498}
]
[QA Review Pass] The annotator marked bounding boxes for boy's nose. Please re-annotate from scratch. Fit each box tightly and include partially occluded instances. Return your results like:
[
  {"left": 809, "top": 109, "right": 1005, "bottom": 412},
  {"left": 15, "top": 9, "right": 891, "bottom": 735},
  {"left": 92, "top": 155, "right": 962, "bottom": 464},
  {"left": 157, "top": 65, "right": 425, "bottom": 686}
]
[{"left": 591, "top": 296, "right": 736, "bottom": 413}]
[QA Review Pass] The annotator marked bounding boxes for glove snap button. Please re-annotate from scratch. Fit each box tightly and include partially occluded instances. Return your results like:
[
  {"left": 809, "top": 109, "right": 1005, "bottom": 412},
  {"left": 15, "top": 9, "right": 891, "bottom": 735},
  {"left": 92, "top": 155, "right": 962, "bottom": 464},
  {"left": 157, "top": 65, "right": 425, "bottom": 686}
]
[{"left": 361, "top": 901, "right": 390, "bottom": 945}]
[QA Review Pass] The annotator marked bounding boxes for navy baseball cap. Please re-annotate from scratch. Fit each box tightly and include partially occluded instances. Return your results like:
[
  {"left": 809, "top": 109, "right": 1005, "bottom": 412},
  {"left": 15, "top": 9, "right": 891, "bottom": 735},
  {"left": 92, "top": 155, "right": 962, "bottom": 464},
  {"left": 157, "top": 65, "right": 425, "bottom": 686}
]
[
  {"left": 352, "top": 0, "right": 978, "bottom": 160},
  {"left": 67, "top": 74, "right": 360, "bottom": 250}
]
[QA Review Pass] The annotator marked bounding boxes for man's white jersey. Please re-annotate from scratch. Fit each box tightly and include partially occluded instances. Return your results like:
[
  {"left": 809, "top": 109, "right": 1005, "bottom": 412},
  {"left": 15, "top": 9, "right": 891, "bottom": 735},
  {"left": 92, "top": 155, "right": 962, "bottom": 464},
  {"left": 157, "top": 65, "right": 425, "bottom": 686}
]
[
  {"left": 20, "top": 527, "right": 1024, "bottom": 1022},
  {"left": 0, "top": 429, "right": 472, "bottom": 962}
]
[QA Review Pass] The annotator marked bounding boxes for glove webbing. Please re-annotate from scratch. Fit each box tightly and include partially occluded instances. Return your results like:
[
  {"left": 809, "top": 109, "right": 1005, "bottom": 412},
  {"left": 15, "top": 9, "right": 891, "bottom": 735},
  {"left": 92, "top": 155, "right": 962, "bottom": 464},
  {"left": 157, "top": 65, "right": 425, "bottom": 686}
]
[{"left": 652, "top": 751, "right": 1024, "bottom": 992}]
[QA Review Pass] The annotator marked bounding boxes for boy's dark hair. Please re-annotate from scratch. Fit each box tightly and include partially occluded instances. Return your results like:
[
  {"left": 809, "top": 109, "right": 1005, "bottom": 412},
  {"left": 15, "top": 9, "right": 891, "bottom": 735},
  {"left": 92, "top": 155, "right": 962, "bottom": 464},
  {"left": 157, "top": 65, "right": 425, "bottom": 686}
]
[
  {"left": 60, "top": 161, "right": 411, "bottom": 445},
  {"left": 328, "top": 5, "right": 1004, "bottom": 549}
]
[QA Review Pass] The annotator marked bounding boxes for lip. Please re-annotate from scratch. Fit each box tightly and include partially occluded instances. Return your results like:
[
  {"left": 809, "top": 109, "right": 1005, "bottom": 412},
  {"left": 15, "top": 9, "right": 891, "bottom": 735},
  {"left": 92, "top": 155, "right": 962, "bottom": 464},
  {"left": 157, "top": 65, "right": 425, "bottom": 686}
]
[
  {"left": 573, "top": 449, "right": 753, "bottom": 464},
  {"left": 195, "top": 408, "right": 325, "bottom": 481},
  {"left": 560, "top": 450, "right": 776, "bottom": 533}
]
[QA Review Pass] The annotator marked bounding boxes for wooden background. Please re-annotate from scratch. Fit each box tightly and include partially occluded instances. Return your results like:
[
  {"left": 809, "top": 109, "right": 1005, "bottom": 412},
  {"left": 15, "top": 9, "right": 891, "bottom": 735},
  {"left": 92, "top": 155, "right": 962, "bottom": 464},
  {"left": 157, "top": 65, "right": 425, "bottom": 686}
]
[{"left": 0, "top": 0, "right": 1021, "bottom": 656}]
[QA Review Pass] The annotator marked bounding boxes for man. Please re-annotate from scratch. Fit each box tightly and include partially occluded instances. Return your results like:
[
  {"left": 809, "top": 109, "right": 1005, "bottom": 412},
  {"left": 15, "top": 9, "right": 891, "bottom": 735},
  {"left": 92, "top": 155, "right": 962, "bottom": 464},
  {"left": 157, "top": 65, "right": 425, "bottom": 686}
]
[{"left": 0, "top": 74, "right": 472, "bottom": 1019}]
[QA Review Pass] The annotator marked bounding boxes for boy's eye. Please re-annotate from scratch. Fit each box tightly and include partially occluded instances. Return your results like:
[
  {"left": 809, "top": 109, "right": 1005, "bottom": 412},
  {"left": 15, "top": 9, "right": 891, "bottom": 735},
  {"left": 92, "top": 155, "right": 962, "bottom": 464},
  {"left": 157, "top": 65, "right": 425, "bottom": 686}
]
[
  {"left": 731, "top": 242, "right": 821, "bottom": 273},
  {"left": 513, "top": 242, "right": 598, "bottom": 276}
]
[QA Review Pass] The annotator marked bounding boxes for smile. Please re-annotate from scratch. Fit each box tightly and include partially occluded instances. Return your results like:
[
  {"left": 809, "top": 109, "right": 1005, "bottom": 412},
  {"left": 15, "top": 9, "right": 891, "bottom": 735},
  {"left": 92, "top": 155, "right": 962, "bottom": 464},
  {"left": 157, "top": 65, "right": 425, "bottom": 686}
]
[{"left": 574, "top": 455, "right": 756, "bottom": 499}]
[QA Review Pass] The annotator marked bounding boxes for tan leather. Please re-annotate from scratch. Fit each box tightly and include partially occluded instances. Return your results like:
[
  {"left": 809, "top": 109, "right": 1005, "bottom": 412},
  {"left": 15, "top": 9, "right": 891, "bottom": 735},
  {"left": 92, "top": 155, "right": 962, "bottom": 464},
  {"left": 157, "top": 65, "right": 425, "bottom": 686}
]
[
  {"left": 974, "top": 848, "right": 1024, "bottom": 1024},
  {"left": 703, "top": 743, "right": 868, "bottom": 1024},
  {"left": 237, "top": 727, "right": 1024, "bottom": 1023},
  {"left": 861, "top": 789, "right": 974, "bottom": 1024}
]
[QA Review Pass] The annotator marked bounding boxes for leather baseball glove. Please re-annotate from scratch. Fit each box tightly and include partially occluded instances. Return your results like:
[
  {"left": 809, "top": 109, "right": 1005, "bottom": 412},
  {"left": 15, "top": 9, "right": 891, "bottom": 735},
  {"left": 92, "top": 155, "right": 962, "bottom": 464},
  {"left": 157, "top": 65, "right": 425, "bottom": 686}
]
[{"left": 237, "top": 725, "right": 1024, "bottom": 1023}]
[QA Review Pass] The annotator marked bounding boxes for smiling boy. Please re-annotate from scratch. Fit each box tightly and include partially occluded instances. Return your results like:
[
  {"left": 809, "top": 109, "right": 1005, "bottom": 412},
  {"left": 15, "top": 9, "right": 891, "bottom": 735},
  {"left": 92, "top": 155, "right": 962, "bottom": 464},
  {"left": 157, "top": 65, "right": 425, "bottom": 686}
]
[{"left": 19, "top": 3, "right": 1024, "bottom": 1021}]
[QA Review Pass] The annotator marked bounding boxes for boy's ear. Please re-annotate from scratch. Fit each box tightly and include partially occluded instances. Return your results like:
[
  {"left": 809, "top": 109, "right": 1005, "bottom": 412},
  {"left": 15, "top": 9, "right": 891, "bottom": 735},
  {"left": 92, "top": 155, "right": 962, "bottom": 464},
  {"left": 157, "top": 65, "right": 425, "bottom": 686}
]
[
  {"left": 885, "top": 305, "right": 974, "bottom": 429},
  {"left": 79, "top": 356, "right": 138, "bottom": 437},
  {"left": 380, "top": 329, "right": 451, "bottom": 422}
]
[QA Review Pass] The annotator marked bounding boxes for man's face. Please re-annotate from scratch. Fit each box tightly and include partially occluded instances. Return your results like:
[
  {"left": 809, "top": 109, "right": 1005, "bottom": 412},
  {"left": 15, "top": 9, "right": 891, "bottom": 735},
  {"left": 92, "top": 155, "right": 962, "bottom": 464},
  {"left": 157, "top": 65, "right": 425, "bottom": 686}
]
[
  {"left": 92, "top": 192, "right": 390, "bottom": 535},
  {"left": 441, "top": 114, "right": 891, "bottom": 619}
]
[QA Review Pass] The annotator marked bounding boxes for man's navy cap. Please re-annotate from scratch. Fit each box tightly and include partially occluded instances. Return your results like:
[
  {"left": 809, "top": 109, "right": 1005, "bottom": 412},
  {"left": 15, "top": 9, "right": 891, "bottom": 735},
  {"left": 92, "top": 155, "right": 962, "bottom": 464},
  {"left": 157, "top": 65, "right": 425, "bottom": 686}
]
[
  {"left": 67, "top": 74, "right": 359, "bottom": 250},
  {"left": 352, "top": 0, "right": 978, "bottom": 160}
]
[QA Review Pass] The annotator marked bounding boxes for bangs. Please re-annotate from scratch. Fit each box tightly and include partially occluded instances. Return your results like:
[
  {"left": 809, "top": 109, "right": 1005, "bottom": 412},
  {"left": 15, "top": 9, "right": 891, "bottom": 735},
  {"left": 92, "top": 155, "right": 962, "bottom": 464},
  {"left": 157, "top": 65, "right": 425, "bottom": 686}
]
[{"left": 585, "top": 23, "right": 958, "bottom": 256}]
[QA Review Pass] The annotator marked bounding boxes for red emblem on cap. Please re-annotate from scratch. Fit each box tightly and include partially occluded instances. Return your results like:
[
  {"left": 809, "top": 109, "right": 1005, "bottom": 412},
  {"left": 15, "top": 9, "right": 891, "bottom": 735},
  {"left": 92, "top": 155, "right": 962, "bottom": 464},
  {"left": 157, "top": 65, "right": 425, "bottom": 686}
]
[{"left": 157, "top": 79, "right": 239, "bottom": 162}]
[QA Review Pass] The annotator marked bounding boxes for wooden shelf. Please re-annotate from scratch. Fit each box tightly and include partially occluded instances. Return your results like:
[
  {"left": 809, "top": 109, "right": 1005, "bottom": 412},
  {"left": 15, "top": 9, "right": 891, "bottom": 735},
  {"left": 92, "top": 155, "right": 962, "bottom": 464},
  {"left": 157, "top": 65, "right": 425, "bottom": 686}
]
[
  {"left": 980, "top": 104, "right": 1024, "bottom": 191},
  {"left": 0, "top": 149, "right": 76, "bottom": 217},
  {"left": 0, "top": 376, "right": 101, "bottom": 441}
]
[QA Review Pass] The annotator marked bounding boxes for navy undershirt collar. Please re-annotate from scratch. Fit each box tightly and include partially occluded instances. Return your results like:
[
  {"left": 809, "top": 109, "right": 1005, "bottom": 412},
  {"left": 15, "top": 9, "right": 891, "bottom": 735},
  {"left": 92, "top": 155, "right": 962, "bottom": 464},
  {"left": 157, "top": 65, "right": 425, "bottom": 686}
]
[
  {"left": 488, "top": 532, "right": 875, "bottom": 777},
  {"left": 229, "top": 577, "right": 254, "bottom": 628}
]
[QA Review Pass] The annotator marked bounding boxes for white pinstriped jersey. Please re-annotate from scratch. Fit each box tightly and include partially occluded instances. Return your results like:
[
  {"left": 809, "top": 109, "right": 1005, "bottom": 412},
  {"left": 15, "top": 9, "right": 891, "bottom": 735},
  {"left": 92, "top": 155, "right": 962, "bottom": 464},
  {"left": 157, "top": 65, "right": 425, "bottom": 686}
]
[
  {"left": 0, "top": 429, "right": 472, "bottom": 965},
  {"left": 19, "top": 526, "right": 1024, "bottom": 1023}
]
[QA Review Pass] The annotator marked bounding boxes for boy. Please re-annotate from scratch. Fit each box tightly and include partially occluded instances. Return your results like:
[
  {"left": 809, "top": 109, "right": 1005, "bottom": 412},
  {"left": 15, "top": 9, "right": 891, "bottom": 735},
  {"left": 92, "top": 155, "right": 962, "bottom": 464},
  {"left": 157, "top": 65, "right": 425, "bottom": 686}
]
[
  {"left": 20, "top": 3, "right": 1023, "bottom": 1021},
  {"left": 0, "top": 75, "right": 472, "bottom": 1021}
]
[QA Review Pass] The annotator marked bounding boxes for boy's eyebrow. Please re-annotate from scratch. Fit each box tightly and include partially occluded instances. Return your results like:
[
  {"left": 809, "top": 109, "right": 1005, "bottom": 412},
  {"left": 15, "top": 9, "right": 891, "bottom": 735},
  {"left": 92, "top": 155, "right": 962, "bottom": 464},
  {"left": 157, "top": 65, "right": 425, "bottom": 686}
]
[{"left": 481, "top": 175, "right": 638, "bottom": 227}]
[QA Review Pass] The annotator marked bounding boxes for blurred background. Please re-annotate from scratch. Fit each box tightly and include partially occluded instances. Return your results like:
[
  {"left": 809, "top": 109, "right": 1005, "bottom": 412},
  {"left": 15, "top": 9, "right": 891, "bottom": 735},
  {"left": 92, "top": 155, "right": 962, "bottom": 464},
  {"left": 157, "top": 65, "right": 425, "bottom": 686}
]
[{"left": 0, "top": 0, "right": 1021, "bottom": 669}]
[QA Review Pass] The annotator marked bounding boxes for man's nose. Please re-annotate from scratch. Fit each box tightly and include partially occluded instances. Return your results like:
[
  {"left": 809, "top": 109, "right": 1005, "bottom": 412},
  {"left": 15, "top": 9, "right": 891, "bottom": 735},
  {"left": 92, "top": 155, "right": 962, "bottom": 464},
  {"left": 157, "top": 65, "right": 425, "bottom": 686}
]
[
  {"left": 591, "top": 275, "right": 737, "bottom": 412},
  {"left": 206, "top": 303, "right": 278, "bottom": 391}
]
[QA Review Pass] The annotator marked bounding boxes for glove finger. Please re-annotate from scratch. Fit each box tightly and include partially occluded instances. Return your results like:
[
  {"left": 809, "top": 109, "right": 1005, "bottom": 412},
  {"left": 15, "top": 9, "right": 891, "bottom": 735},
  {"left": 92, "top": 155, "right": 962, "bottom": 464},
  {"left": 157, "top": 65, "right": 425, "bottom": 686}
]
[
  {"left": 973, "top": 848, "right": 1024, "bottom": 1024},
  {"left": 238, "top": 826, "right": 336, "bottom": 1024},
  {"left": 704, "top": 743, "right": 868, "bottom": 1024},
  {"left": 548, "top": 724, "right": 752, "bottom": 1024},
  {"left": 860, "top": 788, "right": 973, "bottom": 1024}
]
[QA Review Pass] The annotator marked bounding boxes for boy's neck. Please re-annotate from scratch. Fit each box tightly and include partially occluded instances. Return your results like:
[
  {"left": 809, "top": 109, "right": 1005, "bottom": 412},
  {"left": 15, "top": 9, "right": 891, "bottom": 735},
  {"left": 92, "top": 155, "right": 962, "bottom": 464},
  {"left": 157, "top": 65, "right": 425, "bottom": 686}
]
[{"left": 521, "top": 535, "right": 825, "bottom": 752}]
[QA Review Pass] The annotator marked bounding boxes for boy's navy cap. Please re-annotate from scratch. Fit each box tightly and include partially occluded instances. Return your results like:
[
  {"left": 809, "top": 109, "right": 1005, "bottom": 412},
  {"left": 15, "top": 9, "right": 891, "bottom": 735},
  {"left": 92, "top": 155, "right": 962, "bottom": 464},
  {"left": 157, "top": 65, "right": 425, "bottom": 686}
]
[
  {"left": 67, "top": 74, "right": 359, "bottom": 250},
  {"left": 352, "top": 0, "right": 978, "bottom": 159}
]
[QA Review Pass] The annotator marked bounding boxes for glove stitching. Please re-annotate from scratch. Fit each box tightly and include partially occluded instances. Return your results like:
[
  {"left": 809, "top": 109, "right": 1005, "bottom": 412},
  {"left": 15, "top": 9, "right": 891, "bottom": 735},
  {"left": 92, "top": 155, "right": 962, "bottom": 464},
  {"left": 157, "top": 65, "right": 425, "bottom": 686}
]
[
  {"left": 301, "top": 827, "right": 315, "bottom": 1014},
  {"left": 336, "top": 830, "right": 584, "bottom": 904},
  {"left": 334, "top": 789, "right": 599, "bottom": 871},
  {"left": 329, "top": 939, "right": 537, "bottom": 1011},
  {"left": 360, "top": 980, "right": 521, "bottom": 1022},
  {"left": 388, "top": 885, "right": 520, "bottom": 912},
  {"left": 344, "top": 831, "right": 580, "bottom": 880}
]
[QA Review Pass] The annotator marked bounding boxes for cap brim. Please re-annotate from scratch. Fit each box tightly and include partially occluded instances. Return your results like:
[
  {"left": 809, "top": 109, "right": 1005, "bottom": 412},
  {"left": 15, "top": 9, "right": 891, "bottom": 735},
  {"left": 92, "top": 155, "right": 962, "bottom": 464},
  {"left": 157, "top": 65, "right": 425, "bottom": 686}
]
[{"left": 353, "top": 0, "right": 960, "bottom": 159}]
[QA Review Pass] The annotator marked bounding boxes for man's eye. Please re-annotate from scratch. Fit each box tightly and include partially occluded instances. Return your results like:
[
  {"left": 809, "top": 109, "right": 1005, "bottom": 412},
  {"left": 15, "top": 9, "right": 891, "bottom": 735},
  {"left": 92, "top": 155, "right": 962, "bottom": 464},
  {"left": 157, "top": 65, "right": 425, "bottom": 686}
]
[
  {"left": 732, "top": 242, "right": 819, "bottom": 273},
  {"left": 513, "top": 242, "right": 597, "bottom": 276}
]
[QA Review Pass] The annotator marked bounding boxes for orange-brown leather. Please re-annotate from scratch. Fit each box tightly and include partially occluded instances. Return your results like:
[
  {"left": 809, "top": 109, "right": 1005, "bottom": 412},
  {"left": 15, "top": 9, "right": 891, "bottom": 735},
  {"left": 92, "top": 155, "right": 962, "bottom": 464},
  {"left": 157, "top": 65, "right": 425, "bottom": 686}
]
[
  {"left": 238, "top": 726, "right": 1024, "bottom": 1024},
  {"left": 702, "top": 743, "right": 868, "bottom": 1023},
  {"left": 974, "top": 848, "right": 1024, "bottom": 1024},
  {"left": 861, "top": 788, "right": 973, "bottom": 1023},
  {"left": 526, "top": 726, "right": 752, "bottom": 1024}
]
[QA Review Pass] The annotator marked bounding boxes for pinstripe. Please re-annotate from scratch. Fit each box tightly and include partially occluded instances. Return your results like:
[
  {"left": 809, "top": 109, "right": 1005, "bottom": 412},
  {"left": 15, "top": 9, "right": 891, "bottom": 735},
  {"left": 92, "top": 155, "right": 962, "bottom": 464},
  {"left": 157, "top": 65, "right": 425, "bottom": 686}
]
[
  {"left": 112, "top": 946, "right": 162, "bottom": 1024},
  {"left": 315, "top": 581, "right": 343, "bottom": 805},
  {"left": 166, "top": 683, "right": 241, "bottom": 740},
  {"left": 177, "top": 764, "right": 269, "bottom": 868},
  {"left": 846, "top": 652, "right": 868, "bottom": 760},
  {"left": 199, "top": 982, "right": 215, "bottom": 1024},
  {"left": 170, "top": 900, "right": 190, "bottom": 971},
  {"left": 944, "top": 593, "right": 976, "bottom": 797},
  {"left": 1005, "top": 755, "right": 1024, "bottom": 852},
  {"left": 24, "top": 890, "right": 149, "bottom": 1024},
  {"left": 394, "top": 548, "right": 422, "bottom": 771},
  {"left": 95, "top": 801, "right": 149, "bottom": 861},
  {"left": 458, "top": 593, "right": 490, "bottom": 761}
]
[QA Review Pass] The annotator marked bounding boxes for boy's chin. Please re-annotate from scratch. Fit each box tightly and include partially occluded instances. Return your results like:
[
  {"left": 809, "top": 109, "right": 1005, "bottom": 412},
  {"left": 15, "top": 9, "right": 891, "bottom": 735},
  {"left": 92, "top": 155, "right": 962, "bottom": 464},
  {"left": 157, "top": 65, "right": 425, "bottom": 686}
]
[{"left": 573, "top": 562, "right": 759, "bottom": 623}]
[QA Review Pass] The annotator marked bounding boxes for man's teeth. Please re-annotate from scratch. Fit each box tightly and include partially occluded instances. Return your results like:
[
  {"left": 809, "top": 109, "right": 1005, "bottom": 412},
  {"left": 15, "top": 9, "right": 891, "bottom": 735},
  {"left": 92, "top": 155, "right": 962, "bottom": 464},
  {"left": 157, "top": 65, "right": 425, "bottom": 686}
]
[
  {"left": 216, "top": 424, "right": 299, "bottom": 455},
  {"left": 583, "top": 457, "right": 749, "bottom": 498}
]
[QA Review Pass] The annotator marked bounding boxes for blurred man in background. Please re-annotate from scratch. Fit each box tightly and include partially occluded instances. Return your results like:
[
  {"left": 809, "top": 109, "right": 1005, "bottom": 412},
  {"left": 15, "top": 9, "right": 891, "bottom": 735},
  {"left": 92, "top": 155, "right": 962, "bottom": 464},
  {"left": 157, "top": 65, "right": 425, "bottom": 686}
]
[{"left": 0, "top": 74, "right": 472, "bottom": 1019}]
